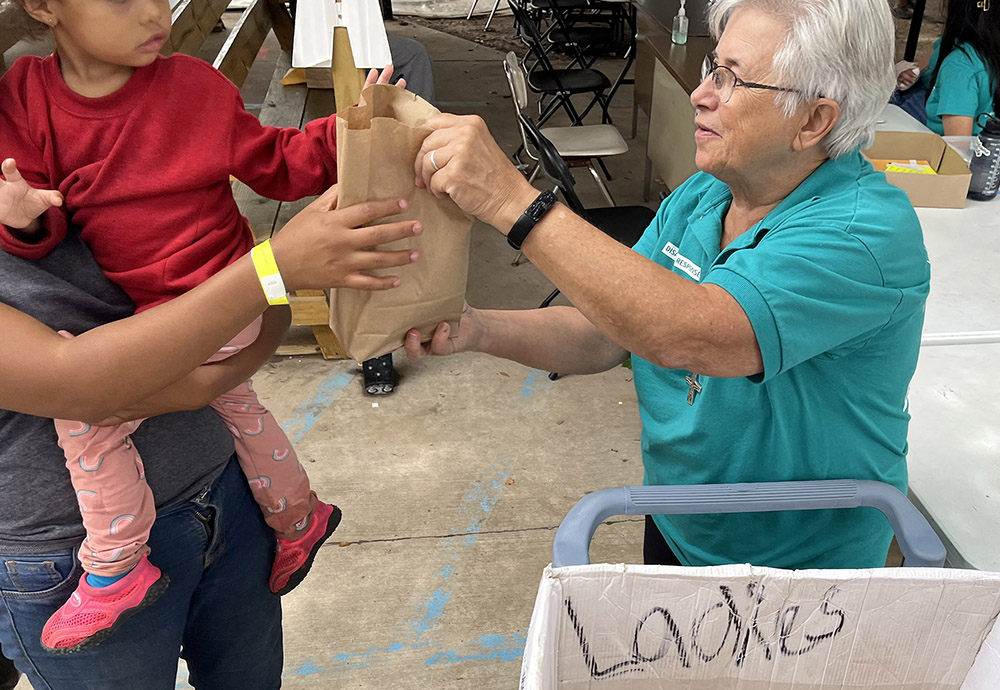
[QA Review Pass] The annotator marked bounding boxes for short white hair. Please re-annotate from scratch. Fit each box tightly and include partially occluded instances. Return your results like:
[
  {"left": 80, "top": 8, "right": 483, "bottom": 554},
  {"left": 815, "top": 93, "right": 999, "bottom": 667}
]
[{"left": 708, "top": 0, "right": 897, "bottom": 158}]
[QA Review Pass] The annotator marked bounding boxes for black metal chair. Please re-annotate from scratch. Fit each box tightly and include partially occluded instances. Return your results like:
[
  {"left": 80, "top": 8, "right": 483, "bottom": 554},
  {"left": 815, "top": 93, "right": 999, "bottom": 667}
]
[
  {"left": 537, "top": 0, "right": 619, "bottom": 70},
  {"left": 518, "top": 114, "right": 656, "bottom": 380},
  {"left": 507, "top": 0, "right": 614, "bottom": 126},
  {"left": 517, "top": 113, "right": 656, "bottom": 309}
]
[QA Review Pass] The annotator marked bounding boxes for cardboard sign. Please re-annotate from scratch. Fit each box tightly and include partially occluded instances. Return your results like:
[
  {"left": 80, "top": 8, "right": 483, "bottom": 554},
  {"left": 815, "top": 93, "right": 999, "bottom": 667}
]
[{"left": 521, "top": 563, "right": 1000, "bottom": 689}]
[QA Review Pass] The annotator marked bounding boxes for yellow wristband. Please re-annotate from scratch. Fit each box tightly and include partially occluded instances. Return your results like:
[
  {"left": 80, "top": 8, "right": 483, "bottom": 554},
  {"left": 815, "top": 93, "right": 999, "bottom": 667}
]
[{"left": 250, "top": 240, "right": 289, "bottom": 305}]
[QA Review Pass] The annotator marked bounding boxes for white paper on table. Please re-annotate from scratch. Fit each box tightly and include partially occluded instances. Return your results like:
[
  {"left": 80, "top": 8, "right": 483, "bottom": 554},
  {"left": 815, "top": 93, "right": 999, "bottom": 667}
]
[
  {"left": 292, "top": 0, "right": 343, "bottom": 68},
  {"left": 341, "top": 0, "right": 392, "bottom": 69},
  {"left": 292, "top": 0, "right": 391, "bottom": 70}
]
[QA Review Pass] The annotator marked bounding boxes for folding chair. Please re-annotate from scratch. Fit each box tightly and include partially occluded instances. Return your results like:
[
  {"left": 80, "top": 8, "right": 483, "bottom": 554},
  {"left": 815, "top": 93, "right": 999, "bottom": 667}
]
[
  {"left": 537, "top": 0, "right": 619, "bottom": 70},
  {"left": 466, "top": 0, "right": 504, "bottom": 31},
  {"left": 507, "top": 0, "right": 613, "bottom": 126},
  {"left": 504, "top": 52, "right": 627, "bottom": 208},
  {"left": 591, "top": 0, "right": 637, "bottom": 134}
]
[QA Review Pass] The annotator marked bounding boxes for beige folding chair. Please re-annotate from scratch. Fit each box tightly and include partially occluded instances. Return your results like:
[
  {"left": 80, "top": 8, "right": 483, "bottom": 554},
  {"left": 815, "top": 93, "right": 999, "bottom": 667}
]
[{"left": 504, "top": 52, "right": 627, "bottom": 207}]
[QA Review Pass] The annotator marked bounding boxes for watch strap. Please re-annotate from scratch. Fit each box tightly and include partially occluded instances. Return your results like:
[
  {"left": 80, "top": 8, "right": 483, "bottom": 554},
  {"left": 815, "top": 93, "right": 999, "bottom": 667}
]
[{"left": 507, "top": 190, "right": 557, "bottom": 250}]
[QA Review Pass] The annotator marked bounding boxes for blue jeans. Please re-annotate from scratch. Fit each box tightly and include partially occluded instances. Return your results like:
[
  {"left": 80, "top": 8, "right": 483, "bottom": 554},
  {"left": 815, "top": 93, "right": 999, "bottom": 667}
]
[
  {"left": 890, "top": 83, "right": 928, "bottom": 124},
  {"left": 0, "top": 456, "right": 282, "bottom": 690}
]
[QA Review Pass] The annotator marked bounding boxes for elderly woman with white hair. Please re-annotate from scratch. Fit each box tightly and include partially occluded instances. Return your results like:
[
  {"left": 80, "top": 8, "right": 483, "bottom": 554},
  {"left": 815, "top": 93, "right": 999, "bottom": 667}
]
[{"left": 406, "top": 0, "right": 930, "bottom": 569}]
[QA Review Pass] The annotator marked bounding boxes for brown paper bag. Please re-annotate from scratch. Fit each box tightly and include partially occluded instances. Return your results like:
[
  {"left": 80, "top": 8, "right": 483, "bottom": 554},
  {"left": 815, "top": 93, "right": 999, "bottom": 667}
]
[{"left": 330, "top": 84, "right": 473, "bottom": 362}]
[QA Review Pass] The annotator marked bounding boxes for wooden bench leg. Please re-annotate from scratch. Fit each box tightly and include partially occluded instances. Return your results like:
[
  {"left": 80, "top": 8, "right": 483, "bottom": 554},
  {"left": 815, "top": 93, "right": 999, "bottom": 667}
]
[{"left": 280, "top": 290, "right": 349, "bottom": 360}]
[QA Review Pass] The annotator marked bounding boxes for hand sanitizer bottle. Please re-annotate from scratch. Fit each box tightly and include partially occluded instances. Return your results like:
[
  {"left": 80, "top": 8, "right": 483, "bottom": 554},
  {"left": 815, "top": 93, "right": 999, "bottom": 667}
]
[{"left": 672, "top": 0, "right": 689, "bottom": 45}]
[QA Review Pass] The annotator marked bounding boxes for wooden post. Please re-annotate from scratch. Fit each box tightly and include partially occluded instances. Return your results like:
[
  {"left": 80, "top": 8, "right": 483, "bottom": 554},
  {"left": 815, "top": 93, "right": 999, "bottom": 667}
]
[{"left": 331, "top": 25, "right": 367, "bottom": 113}]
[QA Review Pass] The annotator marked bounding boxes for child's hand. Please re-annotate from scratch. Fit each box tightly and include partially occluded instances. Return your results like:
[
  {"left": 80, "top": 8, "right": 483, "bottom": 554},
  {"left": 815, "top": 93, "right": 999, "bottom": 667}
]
[
  {"left": 363, "top": 64, "right": 407, "bottom": 92},
  {"left": 0, "top": 158, "right": 63, "bottom": 229}
]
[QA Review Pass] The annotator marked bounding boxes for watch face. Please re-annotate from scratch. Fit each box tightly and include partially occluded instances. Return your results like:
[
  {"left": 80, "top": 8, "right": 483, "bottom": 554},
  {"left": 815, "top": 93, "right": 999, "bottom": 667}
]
[
  {"left": 532, "top": 191, "right": 556, "bottom": 218},
  {"left": 509, "top": 191, "right": 557, "bottom": 249}
]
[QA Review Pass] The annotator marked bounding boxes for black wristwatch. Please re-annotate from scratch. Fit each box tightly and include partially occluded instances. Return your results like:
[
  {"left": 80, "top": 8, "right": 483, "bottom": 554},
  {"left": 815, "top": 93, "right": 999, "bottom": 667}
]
[{"left": 507, "top": 190, "right": 557, "bottom": 250}]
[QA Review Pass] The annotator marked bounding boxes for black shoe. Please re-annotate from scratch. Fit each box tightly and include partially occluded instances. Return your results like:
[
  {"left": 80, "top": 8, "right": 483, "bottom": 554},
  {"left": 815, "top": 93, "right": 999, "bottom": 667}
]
[{"left": 362, "top": 354, "right": 397, "bottom": 395}]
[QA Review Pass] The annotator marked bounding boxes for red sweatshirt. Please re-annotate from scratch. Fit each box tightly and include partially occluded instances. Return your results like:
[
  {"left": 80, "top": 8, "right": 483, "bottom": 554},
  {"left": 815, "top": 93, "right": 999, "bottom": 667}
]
[{"left": 0, "top": 54, "right": 338, "bottom": 311}]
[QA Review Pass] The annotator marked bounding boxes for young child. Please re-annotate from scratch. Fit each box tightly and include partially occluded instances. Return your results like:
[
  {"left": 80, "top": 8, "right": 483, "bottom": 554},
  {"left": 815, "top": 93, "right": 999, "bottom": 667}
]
[{"left": 0, "top": 0, "right": 400, "bottom": 655}]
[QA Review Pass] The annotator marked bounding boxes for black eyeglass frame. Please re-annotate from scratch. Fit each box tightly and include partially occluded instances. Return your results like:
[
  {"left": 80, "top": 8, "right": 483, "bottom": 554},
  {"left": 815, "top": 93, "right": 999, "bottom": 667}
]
[{"left": 700, "top": 55, "right": 800, "bottom": 103}]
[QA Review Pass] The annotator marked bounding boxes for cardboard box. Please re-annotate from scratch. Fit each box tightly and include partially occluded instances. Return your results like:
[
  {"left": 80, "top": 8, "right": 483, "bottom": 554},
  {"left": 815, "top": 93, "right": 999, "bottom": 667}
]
[
  {"left": 521, "top": 563, "right": 1000, "bottom": 689},
  {"left": 863, "top": 131, "right": 972, "bottom": 209}
]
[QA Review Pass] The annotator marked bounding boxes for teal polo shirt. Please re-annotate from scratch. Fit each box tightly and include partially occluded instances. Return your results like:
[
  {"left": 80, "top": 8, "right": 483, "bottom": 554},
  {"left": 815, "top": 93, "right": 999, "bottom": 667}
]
[
  {"left": 925, "top": 42, "right": 995, "bottom": 135},
  {"left": 631, "top": 151, "right": 930, "bottom": 569}
]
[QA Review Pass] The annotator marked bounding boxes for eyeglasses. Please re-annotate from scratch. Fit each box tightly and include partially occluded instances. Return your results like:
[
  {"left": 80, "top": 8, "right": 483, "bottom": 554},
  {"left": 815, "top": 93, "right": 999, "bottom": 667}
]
[{"left": 700, "top": 56, "right": 798, "bottom": 104}]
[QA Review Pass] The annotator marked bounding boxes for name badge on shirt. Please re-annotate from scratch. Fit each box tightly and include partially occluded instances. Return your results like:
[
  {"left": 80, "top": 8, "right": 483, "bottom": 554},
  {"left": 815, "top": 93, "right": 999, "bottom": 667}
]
[{"left": 662, "top": 242, "right": 702, "bottom": 281}]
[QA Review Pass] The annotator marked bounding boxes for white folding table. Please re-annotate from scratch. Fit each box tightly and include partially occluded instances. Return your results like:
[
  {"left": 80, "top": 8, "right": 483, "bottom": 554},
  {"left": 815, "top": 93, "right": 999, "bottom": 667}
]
[
  {"left": 875, "top": 105, "right": 1000, "bottom": 571},
  {"left": 907, "top": 201, "right": 1000, "bottom": 571}
]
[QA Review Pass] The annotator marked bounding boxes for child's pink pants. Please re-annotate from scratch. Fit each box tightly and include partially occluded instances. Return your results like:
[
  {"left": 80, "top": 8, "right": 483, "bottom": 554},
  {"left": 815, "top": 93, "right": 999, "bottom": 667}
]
[{"left": 55, "top": 317, "right": 316, "bottom": 576}]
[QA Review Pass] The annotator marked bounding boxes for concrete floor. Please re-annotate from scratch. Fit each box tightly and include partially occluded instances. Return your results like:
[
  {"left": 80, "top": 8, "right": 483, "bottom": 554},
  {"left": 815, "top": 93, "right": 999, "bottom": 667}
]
[{"left": 4, "top": 16, "right": 656, "bottom": 690}]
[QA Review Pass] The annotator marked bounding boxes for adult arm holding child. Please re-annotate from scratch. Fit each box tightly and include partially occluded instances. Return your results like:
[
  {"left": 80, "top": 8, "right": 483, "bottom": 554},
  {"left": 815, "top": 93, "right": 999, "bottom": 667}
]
[
  {"left": 82, "top": 304, "right": 291, "bottom": 425},
  {"left": 0, "top": 186, "right": 421, "bottom": 421}
]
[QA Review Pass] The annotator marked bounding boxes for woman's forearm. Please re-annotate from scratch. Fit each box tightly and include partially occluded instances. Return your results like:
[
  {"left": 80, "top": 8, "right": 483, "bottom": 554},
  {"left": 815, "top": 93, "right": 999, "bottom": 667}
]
[
  {"left": 941, "top": 115, "right": 974, "bottom": 137},
  {"left": 84, "top": 305, "right": 293, "bottom": 424},
  {"left": 473, "top": 306, "right": 629, "bottom": 375},
  {"left": 0, "top": 191, "right": 421, "bottom": 420},
  {"left": 513, "top": 205, "right": 762, "bottom": 377},
  {"left": 413, "top": 115, "right": 762, "bottom": 377},
  {"left": 0, "top": 254, "right": 271, "bottom": 420}
]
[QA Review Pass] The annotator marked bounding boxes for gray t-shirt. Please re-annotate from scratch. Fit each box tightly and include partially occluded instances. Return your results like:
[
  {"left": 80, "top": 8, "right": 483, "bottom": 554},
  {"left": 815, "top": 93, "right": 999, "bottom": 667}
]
[{"left": 0, "top": 235, "right": 234, "bottom": 553}]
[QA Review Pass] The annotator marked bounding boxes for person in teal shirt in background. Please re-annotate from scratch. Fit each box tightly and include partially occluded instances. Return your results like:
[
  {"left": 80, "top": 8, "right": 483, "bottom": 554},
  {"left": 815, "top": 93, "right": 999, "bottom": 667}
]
[
  {"left": 405, "top": 0, "right": 930, "bottom": 570},
  {"left": 897, "top": 0, "right": 999, "bottom": 135}
]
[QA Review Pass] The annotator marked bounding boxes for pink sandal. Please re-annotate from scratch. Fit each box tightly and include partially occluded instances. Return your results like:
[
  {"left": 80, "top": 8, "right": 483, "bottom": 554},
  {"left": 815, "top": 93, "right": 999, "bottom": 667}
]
[
  {"left": 41, "top": 553, "right": 169, "bottom": 654},
  {"left": 269, "top": 501, "right": 342, "bottom": 595}
]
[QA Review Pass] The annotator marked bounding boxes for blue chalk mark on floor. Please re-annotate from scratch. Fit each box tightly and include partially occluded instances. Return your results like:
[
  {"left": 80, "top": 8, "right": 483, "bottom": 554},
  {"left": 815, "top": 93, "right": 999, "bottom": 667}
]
[
  {"left": 291, "top": 662, "right": 324, "bottom": 676},
  {"left": 409, "top": 464, "right": 509, "bottom": 638},
  {"left": 283, "top": 465, "right": 527, "bottom": 682},
  {"left": 521, "top": 368, "right": 554, "bottom": 398},
  {"left": 281, "top": 364, "right": 355, "bottom": 444},
  {"left": 425, "top": 632, "right": 528, "bottom": 666}
]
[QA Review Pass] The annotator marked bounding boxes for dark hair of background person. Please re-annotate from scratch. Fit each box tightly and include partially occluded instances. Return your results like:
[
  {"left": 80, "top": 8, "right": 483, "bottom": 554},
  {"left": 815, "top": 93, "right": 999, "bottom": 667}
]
[{"left": 927, "top": 0, "right": 1000, "bottom": 117}]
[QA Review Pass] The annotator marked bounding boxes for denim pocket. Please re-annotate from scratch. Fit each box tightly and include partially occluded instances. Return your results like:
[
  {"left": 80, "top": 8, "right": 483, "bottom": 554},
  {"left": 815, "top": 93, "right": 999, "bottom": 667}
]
[{"left": 0, "top": 553, "right": 79, "bottom": 598}]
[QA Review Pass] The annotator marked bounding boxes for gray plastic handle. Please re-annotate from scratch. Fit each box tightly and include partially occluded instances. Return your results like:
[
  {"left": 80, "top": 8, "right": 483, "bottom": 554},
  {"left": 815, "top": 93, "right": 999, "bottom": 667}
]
[{"left": 552, "top": 480, "right": 946, "bottom": 568}]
